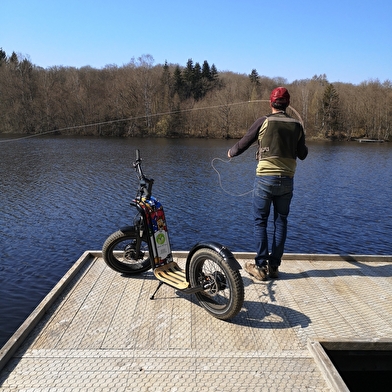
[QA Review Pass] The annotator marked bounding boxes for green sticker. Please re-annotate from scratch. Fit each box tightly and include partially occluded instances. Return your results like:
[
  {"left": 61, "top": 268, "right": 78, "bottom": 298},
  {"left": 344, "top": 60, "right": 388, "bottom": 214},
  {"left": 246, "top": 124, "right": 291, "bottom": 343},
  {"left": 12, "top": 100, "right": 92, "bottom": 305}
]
[{"left": 156, "top": 233, "right": 165, "bottom": 245}]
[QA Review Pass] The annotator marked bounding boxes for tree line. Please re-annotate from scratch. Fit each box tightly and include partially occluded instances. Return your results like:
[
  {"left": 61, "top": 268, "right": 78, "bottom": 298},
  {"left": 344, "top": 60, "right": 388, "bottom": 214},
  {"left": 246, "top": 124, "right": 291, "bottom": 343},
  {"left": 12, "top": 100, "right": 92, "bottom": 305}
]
[{"left": 0, "top": 49, "right": 391, "bottom": 141}]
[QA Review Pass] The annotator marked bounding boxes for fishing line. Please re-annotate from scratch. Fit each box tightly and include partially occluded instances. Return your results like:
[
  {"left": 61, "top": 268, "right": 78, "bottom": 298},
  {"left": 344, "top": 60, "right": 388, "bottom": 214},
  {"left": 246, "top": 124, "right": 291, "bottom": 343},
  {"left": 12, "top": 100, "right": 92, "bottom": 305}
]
[
  {"left": 0, "top": 98, "right": 303, "bottom": 144},
  {"left": 211, "top": 157, "right": 254, "bottom": 197},
  {"left": 0, "top": 99, "right": 266, "bottom": 143}
]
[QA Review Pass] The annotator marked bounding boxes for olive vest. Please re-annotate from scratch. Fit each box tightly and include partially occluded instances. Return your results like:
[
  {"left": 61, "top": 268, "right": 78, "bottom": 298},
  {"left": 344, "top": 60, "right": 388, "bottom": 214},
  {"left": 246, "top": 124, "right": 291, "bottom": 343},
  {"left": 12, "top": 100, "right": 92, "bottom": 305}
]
[{"left": 256, "top": 113, "right": 303, "bottom": 161}]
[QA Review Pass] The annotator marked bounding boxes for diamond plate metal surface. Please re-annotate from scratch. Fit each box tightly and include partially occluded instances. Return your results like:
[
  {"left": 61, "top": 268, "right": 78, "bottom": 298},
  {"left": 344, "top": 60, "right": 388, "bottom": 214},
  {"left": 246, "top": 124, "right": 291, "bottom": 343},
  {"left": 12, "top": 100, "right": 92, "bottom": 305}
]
[{"left": 1, "top": 253, "right": 392, "bottom": 391}]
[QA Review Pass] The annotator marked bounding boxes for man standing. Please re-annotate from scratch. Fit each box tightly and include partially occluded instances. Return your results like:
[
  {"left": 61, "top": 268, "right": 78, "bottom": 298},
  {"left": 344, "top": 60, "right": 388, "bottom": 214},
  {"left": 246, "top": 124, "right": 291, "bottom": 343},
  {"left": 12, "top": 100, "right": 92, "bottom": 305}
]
[{"left": 228, "top": 87, "right": 308, "bottom": 280}]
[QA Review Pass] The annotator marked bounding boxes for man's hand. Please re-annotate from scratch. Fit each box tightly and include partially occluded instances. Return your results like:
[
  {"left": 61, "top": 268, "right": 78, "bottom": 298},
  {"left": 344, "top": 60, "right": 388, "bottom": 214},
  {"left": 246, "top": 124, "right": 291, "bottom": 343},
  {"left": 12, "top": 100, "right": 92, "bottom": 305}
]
[{"left": 227, "top": 150, "right": 231, "bottom": 158}]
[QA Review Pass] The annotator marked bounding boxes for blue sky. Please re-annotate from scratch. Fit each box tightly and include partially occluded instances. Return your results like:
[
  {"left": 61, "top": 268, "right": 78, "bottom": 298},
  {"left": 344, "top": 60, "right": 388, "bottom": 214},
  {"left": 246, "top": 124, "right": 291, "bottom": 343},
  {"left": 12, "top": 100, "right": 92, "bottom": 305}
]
[{"left": 2, "top": 0, "right": 391, "bottom": 85}]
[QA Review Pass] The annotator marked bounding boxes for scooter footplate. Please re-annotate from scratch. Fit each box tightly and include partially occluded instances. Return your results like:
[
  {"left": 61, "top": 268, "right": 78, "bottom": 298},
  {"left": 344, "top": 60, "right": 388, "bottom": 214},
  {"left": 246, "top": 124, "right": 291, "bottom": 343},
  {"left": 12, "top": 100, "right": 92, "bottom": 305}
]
[{"left": 153, "top": 262, "right": 189, "bottom": 290}]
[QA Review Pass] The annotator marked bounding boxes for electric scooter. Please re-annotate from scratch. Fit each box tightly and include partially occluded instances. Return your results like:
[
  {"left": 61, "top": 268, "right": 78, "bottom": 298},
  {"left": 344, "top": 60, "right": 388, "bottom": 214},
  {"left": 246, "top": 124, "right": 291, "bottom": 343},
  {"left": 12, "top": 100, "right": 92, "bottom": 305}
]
[{"left": 102, "top": 149, "right": 244, "bottom": 320}]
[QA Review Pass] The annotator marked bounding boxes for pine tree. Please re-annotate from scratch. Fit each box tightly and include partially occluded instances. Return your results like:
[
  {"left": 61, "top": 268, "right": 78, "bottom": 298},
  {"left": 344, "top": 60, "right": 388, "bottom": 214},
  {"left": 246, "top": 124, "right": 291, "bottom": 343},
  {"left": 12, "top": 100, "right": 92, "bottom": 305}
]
[
  {"left": 0, "top": 48, "right": 6, "bottom": 65},
  {"left": 210, "top": 64, "right": 219, "bottom": 84},
  {"left": 173, "top": 65, "right": 184, "bottom": 98},
  {"left": 160, "top": 61, "right": 172, "bottom": 109},
  {"left": 9, "top": 52, "right": 19, "bottom": 67},
  {"left": 322, "top": 83, "right": 341, "bottom": 139},
  {"left": 201, "top": 60, "right": 211, "bottom": 80},
  {"left": 249, "top": 69, "right": 260, "bottom": 85},
  {"left": 193, "top": 62, "right": 203, "bottom": 100},
  {"left": 182, "top": 59, "right": 194, "bottom": 99}
]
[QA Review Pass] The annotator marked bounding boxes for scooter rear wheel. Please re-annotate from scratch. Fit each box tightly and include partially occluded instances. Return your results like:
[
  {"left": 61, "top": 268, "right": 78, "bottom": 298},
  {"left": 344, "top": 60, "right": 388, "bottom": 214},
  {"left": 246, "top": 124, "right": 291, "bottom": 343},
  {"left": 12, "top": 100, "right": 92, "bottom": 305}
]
[
  {"left": 189, "top": 248, "right": 244, "bottom": 320},
  {"left": 102, "top": 229, "right": 151, "bottom": 274}
]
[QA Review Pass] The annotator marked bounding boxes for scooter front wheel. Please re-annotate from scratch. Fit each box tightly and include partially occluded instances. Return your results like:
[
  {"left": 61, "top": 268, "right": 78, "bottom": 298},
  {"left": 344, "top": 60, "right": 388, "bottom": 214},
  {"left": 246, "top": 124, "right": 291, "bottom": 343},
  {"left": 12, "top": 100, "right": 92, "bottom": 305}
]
[
  {"left": 189, "top": 248, "right": 244, "bottom": 320},
  {"left": 102, "top": 229, "right": 151, "bottom": 274}
]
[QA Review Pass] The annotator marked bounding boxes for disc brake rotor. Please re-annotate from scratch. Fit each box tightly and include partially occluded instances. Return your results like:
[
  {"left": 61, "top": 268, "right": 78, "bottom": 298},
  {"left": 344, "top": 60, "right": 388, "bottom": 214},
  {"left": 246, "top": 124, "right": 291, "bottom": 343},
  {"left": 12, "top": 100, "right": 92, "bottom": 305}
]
[{"left": 203, "top": 271, "right": 227, "bottom": 295}]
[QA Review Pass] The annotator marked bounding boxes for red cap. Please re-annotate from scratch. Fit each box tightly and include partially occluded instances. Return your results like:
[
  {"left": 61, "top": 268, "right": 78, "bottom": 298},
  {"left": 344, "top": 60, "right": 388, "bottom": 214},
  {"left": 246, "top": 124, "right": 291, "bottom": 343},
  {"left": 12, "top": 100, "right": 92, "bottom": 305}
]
[{"left": 270, "top": 87, "right": 290, "bottom": 106}]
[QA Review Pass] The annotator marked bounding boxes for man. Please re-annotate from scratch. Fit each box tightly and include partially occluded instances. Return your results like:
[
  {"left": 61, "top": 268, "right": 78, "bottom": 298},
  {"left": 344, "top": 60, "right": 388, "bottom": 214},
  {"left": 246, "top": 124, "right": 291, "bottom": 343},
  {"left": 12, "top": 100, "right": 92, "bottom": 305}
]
[{"left": 228, "top": 87, "right": 308, "bottom": 280}]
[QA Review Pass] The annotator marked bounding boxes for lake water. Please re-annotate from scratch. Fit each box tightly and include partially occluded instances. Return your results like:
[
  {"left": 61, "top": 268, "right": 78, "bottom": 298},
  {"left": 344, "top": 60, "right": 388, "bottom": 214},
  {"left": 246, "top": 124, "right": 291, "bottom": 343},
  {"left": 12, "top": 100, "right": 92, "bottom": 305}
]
[{"left": 1, "top": 135, "right": 391, "bottom": 347}]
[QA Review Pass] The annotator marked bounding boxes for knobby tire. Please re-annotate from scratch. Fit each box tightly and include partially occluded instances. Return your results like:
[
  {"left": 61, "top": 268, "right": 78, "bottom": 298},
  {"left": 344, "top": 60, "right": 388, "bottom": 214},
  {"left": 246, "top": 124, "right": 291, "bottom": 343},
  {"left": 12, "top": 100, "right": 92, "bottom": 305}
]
[{"left": 189, "top": 248, "right": 244, "bottom": 320}]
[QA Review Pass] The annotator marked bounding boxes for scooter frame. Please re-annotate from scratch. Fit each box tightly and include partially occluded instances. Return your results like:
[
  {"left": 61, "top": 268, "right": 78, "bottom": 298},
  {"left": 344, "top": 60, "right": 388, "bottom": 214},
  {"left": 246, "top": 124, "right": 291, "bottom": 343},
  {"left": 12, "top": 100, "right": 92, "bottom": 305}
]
[{"left": 129, "top": 150, "right": 242, "bottom": 298}]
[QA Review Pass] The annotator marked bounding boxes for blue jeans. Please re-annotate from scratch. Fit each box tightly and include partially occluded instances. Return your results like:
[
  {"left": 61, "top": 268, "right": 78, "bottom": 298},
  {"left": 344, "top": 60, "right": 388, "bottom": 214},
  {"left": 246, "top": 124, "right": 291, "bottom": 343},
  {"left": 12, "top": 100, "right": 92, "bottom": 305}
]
[{"left": 253, "top": 176, "right": 293, "bottom": 268}]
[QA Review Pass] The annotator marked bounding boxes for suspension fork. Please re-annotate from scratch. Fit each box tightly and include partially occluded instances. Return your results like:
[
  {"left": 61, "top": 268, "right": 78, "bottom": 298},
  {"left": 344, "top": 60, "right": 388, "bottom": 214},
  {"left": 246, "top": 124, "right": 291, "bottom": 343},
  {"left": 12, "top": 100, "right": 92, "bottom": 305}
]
[{"left": 129, "top": 200, "right": 157, "bottom": 264}]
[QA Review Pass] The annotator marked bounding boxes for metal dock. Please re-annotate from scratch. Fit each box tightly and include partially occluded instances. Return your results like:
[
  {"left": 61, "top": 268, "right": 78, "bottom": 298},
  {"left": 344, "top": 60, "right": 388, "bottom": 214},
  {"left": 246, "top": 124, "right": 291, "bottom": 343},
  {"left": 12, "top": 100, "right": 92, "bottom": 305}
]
[{"left": 1, "top": 252, "right": 392, "bottom": 391}]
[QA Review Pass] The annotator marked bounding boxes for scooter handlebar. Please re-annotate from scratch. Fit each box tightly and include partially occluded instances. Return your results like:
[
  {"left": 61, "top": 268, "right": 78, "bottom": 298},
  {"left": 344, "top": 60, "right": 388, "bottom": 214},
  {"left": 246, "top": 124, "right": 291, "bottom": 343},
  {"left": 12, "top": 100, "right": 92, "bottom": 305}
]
[
  {"left": 133, "top": 149, "right": 143, "bottom": 179},
  {"left": 133, "top": 149, "right": 154, "bottom": 199}
]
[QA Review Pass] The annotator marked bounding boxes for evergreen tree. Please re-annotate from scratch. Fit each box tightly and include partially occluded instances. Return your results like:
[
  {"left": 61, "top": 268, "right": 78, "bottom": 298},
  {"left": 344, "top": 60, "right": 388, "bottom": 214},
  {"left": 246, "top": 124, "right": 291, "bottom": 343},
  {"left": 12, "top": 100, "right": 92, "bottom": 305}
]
[
  {"left": 248, "top": 69, "right": 260, "bottom": 101},
  {"left": 322, "top": 83, "right": 341, "bottom": 139},
  {"left": 161, "top": 61, "right": 171, "bottom": 92},
  {"left": 0, "top": 48, "right": 6, "bottom": 65},
  {"left": 183, "top": 59, "right": 194, "bottom": 98},
  {"left": 210, "top": 64, "right": 218, "bottom": 84},
  {"left": 249, "top": 69, "right": 260, "bottom": 85},
  {"left": 201, "top": 60, "right": 211, "bottom": 80},
  {"left": 200, "top": 60, "right": 213, "bottom": 99},
  {"left": 160, "top": 61, "right": 172, "bottom": 109},
  {"left": 183, "top": 59, "right": 194, "bottom": 80},
  {"left": 173, "top": 65, "right": 184, "bottom": 98},
  {"left": 9, "top": 51, "right": 19, "bottom": 67},
  {"left": 193, "top": 62, "right": 203, "bottom": 100}
]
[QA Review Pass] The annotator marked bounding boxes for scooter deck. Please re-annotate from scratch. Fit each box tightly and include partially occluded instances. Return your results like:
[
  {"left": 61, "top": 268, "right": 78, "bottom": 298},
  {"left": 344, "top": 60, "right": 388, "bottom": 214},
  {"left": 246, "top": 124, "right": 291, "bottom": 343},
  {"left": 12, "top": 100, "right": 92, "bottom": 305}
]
[{"left": 153, "top": 261, "right": 189, "bottom": 290}]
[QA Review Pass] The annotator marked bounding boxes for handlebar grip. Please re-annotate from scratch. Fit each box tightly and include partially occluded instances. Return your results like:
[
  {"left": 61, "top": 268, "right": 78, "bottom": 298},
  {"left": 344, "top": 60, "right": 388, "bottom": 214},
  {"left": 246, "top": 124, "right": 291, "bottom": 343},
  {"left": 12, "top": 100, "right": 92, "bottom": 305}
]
[{"left": 136, "top": 149, "right": 140, "bottom": 161}]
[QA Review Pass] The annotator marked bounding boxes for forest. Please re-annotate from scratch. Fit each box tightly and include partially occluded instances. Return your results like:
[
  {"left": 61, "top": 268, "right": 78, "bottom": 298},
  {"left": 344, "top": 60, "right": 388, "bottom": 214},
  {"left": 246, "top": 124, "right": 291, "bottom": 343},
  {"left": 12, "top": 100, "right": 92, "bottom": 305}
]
[{"left": 0, "top": 50, "right": 391, "bottom": 141}]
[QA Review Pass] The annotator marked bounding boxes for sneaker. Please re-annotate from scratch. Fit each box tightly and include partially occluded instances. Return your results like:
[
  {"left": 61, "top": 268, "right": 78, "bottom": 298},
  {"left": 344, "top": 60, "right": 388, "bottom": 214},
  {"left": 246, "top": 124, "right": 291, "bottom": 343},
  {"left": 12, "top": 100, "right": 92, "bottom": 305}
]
[
  {"left": 268, "top": 265, "right": 279, "bottom": 279},
  {"left": 245, "top": 262, "right": 268, "bottom": 281}
]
